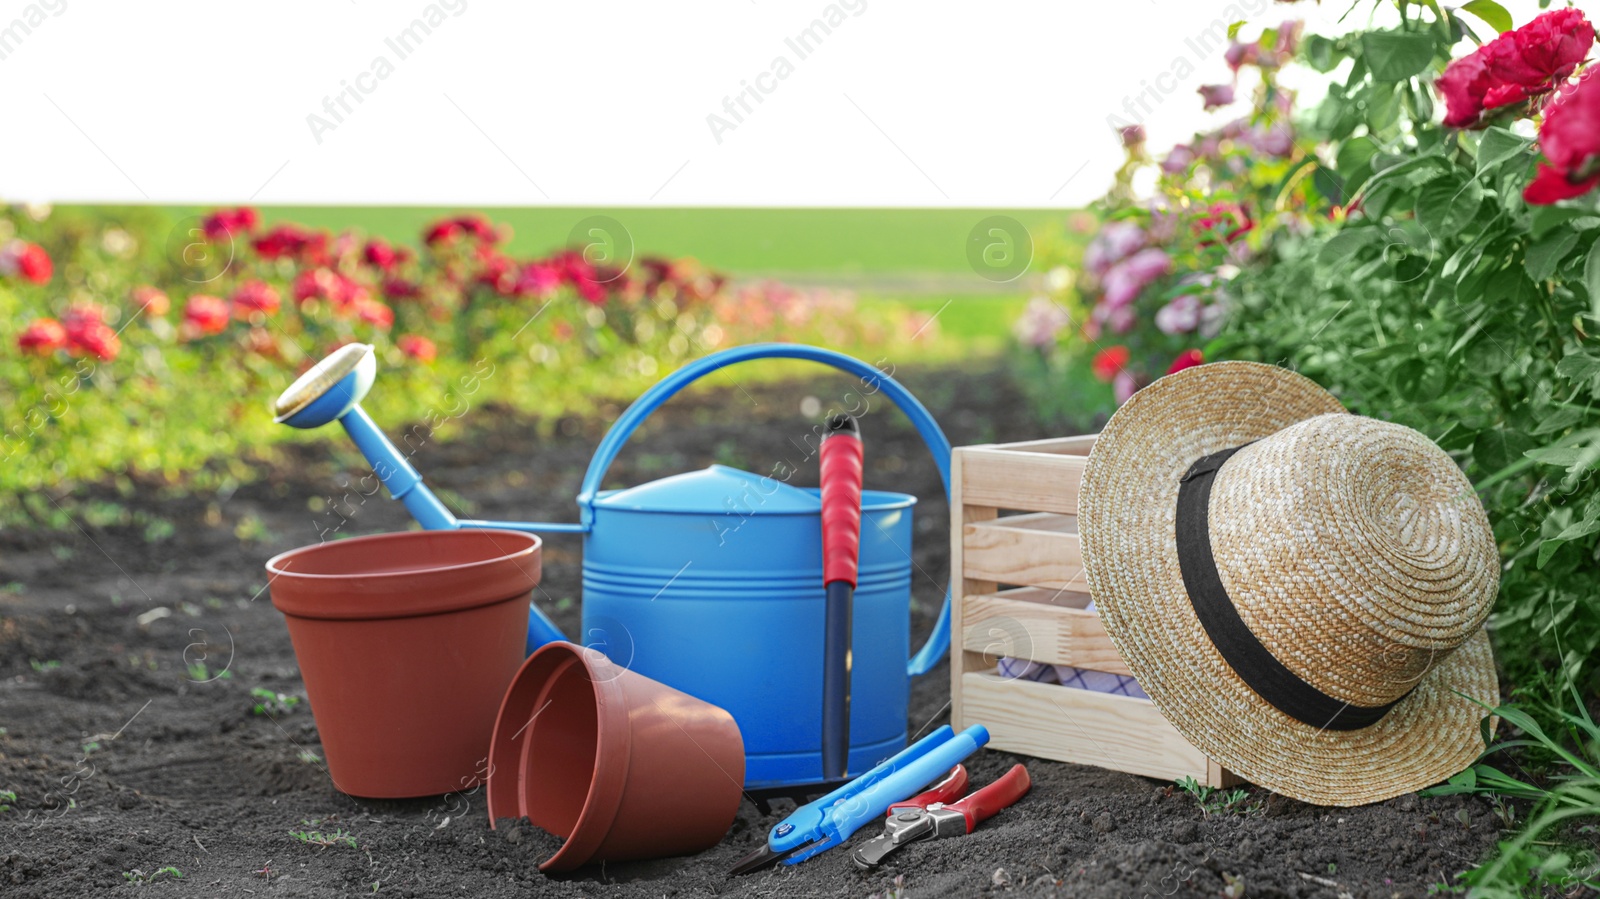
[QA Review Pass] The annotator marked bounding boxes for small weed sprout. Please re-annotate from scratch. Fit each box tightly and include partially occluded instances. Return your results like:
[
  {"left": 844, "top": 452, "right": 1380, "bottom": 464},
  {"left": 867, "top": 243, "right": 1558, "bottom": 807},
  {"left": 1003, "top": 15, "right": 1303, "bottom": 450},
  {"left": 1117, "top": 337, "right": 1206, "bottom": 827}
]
[
  {"left": 1175, "top": 776, "right": 1263, "bottom": 816},
  {"left": 291, "top": 818, "right": 357, "bottom": 849},
  {"left": 250, "top": 687, "right": 301, "bottom": 717},
  {"left": 123, "top": 866, "right": 183, "bottom": 883}
]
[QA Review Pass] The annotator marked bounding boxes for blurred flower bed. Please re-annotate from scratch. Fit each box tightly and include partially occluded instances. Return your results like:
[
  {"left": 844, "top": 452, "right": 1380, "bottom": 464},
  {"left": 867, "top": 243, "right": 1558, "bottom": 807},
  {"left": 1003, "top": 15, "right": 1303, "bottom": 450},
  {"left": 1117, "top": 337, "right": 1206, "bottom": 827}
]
[{"left": 0, "top": 206, "right": 926, "bottom": 524}]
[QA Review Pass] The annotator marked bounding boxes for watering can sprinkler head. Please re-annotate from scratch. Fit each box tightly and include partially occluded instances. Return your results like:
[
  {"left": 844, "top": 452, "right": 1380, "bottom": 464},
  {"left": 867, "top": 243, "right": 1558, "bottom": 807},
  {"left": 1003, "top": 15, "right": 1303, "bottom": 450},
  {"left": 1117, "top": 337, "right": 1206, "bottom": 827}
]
[{"left": 273, "top": 343, "right": 377, "bottom": 429}]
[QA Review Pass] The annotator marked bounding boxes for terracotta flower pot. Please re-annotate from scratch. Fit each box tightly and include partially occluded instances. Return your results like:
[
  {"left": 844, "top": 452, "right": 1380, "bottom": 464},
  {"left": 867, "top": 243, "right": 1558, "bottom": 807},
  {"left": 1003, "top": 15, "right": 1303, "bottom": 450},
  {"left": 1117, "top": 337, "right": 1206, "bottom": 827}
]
[
  {"left": 487, "top": 641, "right": 745, "bottom": 872},
  {"left": 267, "top": 529, "right": 541, "bottom": 798}
]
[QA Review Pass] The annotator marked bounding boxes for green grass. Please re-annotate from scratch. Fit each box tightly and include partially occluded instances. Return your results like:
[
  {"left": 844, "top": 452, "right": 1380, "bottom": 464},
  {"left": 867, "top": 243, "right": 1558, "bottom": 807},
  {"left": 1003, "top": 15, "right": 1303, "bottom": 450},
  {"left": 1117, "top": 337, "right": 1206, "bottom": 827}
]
[{"left": 149, "top": 206, "right": 1074, "bottom": 277}]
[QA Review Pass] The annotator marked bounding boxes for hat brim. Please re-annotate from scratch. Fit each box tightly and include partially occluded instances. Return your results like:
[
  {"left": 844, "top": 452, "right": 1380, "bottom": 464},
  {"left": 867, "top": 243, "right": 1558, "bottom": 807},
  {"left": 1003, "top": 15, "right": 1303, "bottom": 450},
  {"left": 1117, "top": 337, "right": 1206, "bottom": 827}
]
[{"left": 1079, "top": 361, "right": 1499, "bottom": 806}]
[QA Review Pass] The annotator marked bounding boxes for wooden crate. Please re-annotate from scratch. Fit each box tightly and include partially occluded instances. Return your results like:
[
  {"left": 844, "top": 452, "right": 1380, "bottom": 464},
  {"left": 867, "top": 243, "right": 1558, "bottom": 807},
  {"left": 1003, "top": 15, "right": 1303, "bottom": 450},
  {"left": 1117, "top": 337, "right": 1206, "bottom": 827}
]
[{"left": 949, "top": 435, "right": 1237, "bottom": 788}]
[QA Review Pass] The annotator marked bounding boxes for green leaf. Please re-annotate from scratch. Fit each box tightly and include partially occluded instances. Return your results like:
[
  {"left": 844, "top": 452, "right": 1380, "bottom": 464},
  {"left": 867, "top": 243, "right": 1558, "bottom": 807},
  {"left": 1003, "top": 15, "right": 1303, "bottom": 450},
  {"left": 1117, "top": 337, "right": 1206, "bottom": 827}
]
[
  {"left": 1417, "top": 178, "right": 1483, "bottom": 235},
  {"left": 1362, "top": 30, "right": 1438, "bottom": 82},
  {"left": 1316, "top": 228, "right": 1382, "bottom": 272},
  {"left": 1336, "top": 136, "right": 1379, "bottom": 180},
  {"left": 1369, "top": 154, "right": 1453, "bottom": 192},
  {"left": 1305, "top": 34, "right": 1342, "bottom": 72},
  {"left": 1525, "top": 429, "right": 1600, "bottom": 482},
  {"left": 1476, "top": 126, "right": 1532, "bottom": 175},
  {"left": 1533, "top": 406, "right": 1584, "bottom": 436},
  {"left": 1525, "top": 230, "right": 1580, "bottom": 282},
  {"left": 1538, "top": 507, "right": 1600, "bottom": 568},
  {"left": 1474, "top": 429, "right": 1536, "bottom": 475},
  {"left": 1587, "top": 236, "right": 1600, "bottom": 318},
  {"left": 1366, "top": 82, "right": 1403, "bottom": 132},
  {"left": 1227, "top": 20, "right": 1246, "bottom": 40},
  {"left": 1530, "top": 204, "right": 1588, "bottom": 238},
  {"left": 1460, "top": 0, "right": 1514, "bottom": 34},
  {"left": 1555, "top": 350, "right": 1600, "bottom": 385}
]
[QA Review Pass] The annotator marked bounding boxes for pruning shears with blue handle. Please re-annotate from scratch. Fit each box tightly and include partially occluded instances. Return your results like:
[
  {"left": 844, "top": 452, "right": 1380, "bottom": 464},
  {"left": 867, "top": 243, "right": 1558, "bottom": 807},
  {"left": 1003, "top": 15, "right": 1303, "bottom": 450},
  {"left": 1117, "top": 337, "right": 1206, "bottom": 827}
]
[{"left": 728, "top": 724, "right": 990, "bottom": 874}]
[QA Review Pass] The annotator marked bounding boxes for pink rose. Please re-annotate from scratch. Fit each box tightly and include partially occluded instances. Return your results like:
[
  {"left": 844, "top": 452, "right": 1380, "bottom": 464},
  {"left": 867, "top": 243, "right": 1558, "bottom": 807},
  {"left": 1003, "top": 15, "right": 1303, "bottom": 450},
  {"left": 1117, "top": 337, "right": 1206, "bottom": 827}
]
[
  {"left": 1155, "top": 294, "right": 1203, "bottom": 335},
  {"left": 1101, "top": 248, "right": 1172, "bottom": 308},
  {"left": 1198, "top": 83, "right": 1236, "bottom": 110}
]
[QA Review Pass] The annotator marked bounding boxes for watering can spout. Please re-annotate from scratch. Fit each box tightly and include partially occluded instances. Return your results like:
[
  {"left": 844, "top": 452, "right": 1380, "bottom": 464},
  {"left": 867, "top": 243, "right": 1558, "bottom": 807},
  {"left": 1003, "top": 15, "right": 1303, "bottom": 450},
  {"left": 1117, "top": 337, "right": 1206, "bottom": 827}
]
[{"left": 271, "top": 344, "right": 569, "bottom": 653}]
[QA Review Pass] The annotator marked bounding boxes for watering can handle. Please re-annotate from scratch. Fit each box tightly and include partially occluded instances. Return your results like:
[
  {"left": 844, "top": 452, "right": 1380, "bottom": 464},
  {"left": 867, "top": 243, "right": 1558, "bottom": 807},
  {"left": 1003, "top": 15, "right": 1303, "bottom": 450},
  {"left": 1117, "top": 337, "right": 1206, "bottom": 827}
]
[{"left": 575, "top": 343, "right": 953, "bottom": 678}]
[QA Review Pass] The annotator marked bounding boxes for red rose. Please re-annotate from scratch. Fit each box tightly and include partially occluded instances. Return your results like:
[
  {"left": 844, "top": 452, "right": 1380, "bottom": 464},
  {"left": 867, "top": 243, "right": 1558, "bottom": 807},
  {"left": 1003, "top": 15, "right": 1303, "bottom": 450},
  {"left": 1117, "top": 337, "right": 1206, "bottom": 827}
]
[
  {"left": 231, "top": 280, "right": 281, "bottom": 317},
  {"left": 454, "top": 214, "right": 499, "bottom": 242},
  {"left": 396, "top": 334, "right": 437, "bottom": 363},
  {"left": 1526, "top": 71, "right": 1600, "bottom": 204},
  {"left": 515, "top": 262, "right": 562, "bottom": 299},
  {"left": 17, "top": 318, "right": 67, "bottom": 355},
  {"left": 382, "top": 277, "right": 421, "bottom": 301},
  {"left": 1091, "top": 345, "right": 1131, "bottom": 382},
  {"left": 423, "top": 220, "right": 463, "bottom": 246},
  {"left": 253, "top": 225, "right": 328, "bottom": 263},
  {"left": 1437, "top": 53, "right": 1492, "bottom": 127},
  {"left": 1437, "top": 9, "right": 1596, "bottom": 129},
  {"left": 131, "top": 285, "right": 169, "bottom": 317},
  {"left": 1167, "top": 349, "right": 1205, "bottom": 374},
  {"left": 1194, "top": 203, "right": 1254, "bottom": 246},
  {"left": 17, "top": 242, "right": 51, "bottom": 284},
  {"left": 67, "top": 320, "right": 120, "bottom": 361},
  {"left": 475, "top": 246, "right": 516, "bottom": 294},
  {"left": 293, "top": 267, "right": 366, "bottom": 315},
  {"left": 201, "top": 207, "right": 259, "bottom": 241},
  {"left": 575, "top": 276, "right": 607, "bottom": 305},
  {"left": 62, "top": 302, "right": 107, "bottom": 335},
  {"left": 551, "top": 248, "right": 596, "bottom": 285},
  {"left": 1483, "top": 9, "right": 1593, "bottom": 93},
  {"left": 1, "top": 241, "right": 54, "bottom": 284},
  {"left": 362, "top": 238, "right": 407, "bottom": 271},
  {"left": 423, "top": 215, "right": 497, "bottom": 247},
  {"left": 183, "top": 295, "right": 230, "bottom": 336}
]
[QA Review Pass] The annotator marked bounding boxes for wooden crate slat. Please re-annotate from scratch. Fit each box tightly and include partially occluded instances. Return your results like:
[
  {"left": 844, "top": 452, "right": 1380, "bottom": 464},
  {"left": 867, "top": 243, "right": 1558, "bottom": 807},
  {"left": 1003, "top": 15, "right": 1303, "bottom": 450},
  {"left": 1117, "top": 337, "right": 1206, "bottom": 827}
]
[
  {"left": 960, "top": 672, "right": 1215, "bottom": 784},
  {"left": 950, "top": 434, "right": 1235, "bottom": 790},
  {"left": 959, "top": 587, "right": 1132, "bottom": 676},
  {"left": 969, "top": 435, "right": 1099, "bottom": 455},
  {"left": 962, "top": 514, "right": 1087, "bottom": 592},
  {"left": 958, "top": 447, "right": 1085, "bottom": 514}
]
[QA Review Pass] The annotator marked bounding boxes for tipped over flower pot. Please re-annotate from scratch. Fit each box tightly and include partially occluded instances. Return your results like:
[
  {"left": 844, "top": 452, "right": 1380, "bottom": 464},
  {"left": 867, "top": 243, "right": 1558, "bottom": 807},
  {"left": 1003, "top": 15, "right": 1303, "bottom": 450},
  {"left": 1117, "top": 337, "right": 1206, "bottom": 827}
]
[
  {"left": 267, "top": 529, "right": 541, "bottom": 798},
  {"left": 487, "top": 641, "right": 745, "bottom": 872}
]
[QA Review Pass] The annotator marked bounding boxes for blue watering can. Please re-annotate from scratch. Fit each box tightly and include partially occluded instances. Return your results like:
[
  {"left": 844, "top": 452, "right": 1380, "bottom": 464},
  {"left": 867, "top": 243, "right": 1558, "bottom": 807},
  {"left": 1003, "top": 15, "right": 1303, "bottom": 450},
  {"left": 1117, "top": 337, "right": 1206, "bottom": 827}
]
[{"left": 272, "top": 342, "right": 953, "bottom": 788}]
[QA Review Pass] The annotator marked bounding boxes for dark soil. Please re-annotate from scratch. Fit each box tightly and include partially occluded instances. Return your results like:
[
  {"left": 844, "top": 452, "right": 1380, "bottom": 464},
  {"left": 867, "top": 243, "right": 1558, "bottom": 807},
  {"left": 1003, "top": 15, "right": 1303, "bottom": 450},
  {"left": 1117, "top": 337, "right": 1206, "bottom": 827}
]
[{"left": 0, "top": 360, "right": 1503, "bottom": 897}]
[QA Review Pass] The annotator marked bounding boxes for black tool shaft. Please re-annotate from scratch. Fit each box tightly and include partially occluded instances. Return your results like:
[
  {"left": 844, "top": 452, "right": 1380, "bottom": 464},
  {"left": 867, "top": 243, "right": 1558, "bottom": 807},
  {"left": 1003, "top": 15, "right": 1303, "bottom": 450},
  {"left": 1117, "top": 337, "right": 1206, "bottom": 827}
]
[{"left": 821, "top": 579, "right": 854, "bottom": 780}]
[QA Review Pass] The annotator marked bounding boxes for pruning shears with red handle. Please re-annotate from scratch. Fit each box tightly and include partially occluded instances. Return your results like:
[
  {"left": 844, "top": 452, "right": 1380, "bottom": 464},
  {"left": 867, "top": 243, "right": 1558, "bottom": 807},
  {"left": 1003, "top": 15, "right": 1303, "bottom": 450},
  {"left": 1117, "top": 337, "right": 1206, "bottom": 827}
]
[{"left": 848, "top": 764, "right": 1032, "bottom": 869}]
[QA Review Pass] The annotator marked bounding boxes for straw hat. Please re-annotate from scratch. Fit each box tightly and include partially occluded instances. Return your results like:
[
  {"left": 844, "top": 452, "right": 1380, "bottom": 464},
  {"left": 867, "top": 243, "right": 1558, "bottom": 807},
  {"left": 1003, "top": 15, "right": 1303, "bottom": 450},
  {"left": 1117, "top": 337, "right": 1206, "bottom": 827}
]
[{"left": 1079, "top": 361, "right": 1500, "bottom": 806}]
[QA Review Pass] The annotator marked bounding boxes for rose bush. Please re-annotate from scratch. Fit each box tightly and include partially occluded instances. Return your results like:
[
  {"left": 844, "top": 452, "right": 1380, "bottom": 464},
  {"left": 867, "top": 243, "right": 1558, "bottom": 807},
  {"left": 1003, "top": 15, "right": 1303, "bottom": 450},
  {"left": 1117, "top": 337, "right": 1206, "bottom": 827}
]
[
  {"left": 1020, "top": 4, "right": 1600, "bottom": 890},
  {"left": 0, "top": 206, "right": 932, "bottom": 523}
]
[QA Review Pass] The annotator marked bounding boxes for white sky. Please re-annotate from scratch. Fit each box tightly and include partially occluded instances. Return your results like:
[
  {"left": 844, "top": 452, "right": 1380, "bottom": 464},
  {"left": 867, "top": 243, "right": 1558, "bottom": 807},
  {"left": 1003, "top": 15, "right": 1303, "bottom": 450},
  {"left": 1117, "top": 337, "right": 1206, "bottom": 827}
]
[{"left": 2, "top": 0, "right": 1591, "bottom": 208}]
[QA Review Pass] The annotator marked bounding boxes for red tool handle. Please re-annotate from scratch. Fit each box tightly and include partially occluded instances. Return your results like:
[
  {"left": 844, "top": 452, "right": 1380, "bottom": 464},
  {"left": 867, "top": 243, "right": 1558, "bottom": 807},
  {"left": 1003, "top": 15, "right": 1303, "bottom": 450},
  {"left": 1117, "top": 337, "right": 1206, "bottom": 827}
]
[
  {"left": 948, "top": 764, "right": 1031, "bottom": 832},
  {"left": 819, "top": 415, "right": 864, "bottom": 587},
  {"left": 887, "top": 765, "right": 970, "bottom": 815}
]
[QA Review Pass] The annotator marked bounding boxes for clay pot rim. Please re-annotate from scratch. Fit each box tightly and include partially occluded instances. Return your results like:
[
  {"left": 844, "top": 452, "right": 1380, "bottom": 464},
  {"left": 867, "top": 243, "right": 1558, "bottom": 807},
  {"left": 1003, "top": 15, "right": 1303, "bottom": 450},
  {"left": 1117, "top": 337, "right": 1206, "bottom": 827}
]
[
  {"left": 267, "top": 529, "right": 541, "bottom": 620},
  {"left": 527, "top": 644, "right": 634, "bottom": 872},
  {"left": 266, "top": 528, "right": 539, "bottom": 582}
]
